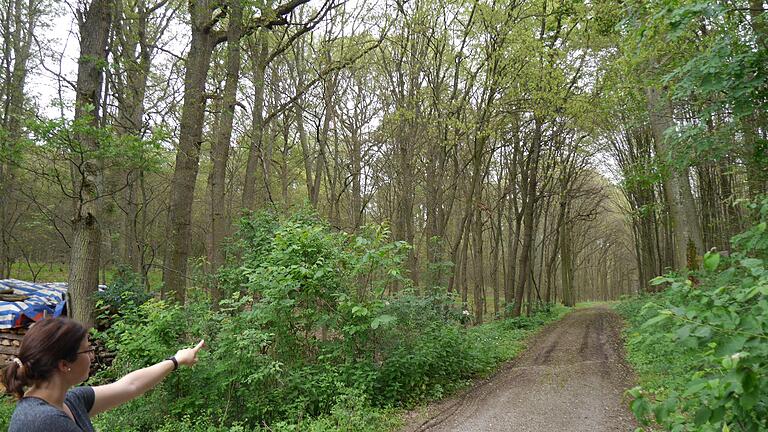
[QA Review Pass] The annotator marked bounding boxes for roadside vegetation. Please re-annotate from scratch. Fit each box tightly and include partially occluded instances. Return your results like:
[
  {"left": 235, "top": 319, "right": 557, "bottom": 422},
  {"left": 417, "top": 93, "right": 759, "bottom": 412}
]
[
  {"left": 617, "top": 198, "right": 768, "bottom": 431},
  {"left": 0, "top": 210, "right": 566, "bottom": 432}
]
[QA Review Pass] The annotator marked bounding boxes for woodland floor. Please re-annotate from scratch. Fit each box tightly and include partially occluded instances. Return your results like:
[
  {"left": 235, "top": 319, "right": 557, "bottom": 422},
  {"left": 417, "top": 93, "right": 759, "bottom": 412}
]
[{"left": 400, "top": 307, "right": 638, "bottom": 432}]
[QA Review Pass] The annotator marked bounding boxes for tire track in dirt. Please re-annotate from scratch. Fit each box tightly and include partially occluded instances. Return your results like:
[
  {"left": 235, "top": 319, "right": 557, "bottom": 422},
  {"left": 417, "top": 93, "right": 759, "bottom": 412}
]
[{"left": 400, "top": 307, "right": 638, "bottom": 432}]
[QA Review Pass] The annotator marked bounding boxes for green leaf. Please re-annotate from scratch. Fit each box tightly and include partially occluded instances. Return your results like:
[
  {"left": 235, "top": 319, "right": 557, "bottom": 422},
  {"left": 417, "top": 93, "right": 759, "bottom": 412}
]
[
  {"left": 715, "top": 336, "right": 747, "bottom": 357},
  {"left": 650, "top": 275, "right": 675, "bottom": 285},
  {"left": 694, "top": 406, "right": 711, "bottom": 426},
  {"left": 371, "top": 314, "right": 397, "bottom": 329},
  {"left": 351, "top": 305, "right": 369, "bottom": 317},
  {"left": 710, "top": 406, "right": 725, "bottom": 423},
  {"left": 703, "top": 251, "right": 720, "bottom": 272},
  {"left": 642, "top": 313, "right": 670, "bottom": 328},
  {"left": 684, "top": 379, "right": 708, "bottom": 397},
  {"left": 741, "top": 389, "right": 759, "bottom": 410},
  {"left": 693, "top": 325, "right": 712, "bottom": 339},
  {"left": 675, "top": 325, "right": 692, "bottom": 340},
  {"left": 741, "top": 258, "right": 763, "bottom": 271}
]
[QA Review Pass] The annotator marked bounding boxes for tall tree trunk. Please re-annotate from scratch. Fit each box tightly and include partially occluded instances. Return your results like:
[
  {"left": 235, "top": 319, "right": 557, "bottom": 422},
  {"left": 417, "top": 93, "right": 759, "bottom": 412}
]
[
  {"left": 114, "top": 0, "right": 152, "bottom": 275},
  {"left": 645, "top": 85, "right": 704, "bottom": 270},
  {"left": 208, "top": 0, "right": 243, "bottom": 306},
  {"left": 471, "top": 205, "right": 484, "bottom": 324},
  {"left": 314, "top": 51, "right": 335, "bottom": 208},
  {"left": 0, "top": 0, "right": 40, "bottom": 278},
  {"left": 350, "top": 112, "right": 362, "bottom": 229},
  {"left": 490, "top": 200, "right": 502, "bottom": 317},
  {"left": 560, "top": 202, "right": 575, "bottom": 307},
  {"left": 513, "top": 118, "right": 542, "bottom": 317},
  {"left": 242, "top": 31, "right": 269, "bottom": 210},
  {"left": 163, "top": 0, "right": 219, "bottom": 302},
  {"left": 69, "top": 0, "right": 111, "bottom": 326}
]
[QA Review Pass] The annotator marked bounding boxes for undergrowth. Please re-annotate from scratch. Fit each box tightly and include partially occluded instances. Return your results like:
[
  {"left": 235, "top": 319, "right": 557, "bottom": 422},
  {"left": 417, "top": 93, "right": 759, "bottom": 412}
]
[
  {"left": 617, "top": 197, "right": 768, "bottom": 432},
  {"left": 90, "top": 304, "right": 564, "bottom": 432},
  {"left": 0, "top": 396, "right": 13, "bottom": 430},
  {"left": 85, "top": 210, "right": 567, "bottom": 432}
]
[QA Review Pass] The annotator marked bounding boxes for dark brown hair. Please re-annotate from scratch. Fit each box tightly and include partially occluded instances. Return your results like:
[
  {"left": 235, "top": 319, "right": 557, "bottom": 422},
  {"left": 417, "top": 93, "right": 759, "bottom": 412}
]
[{"left": 2, "top": 317, "right": 87, "bottom": 399}]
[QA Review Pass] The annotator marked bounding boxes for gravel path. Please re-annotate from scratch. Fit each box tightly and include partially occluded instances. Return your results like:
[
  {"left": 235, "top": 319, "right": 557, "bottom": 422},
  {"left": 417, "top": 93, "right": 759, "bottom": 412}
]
[{"left": 401, "top": 307, "right": 638, "bottom": 432}]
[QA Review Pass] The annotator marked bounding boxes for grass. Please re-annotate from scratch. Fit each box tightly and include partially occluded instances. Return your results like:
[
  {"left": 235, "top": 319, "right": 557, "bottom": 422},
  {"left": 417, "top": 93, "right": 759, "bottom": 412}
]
[
  {"left": 468, "top": 304, "right": 569, "bottom": 368},
  {"left": 8, "top": 261, "right": 68, "bottom": 283},
  {"left": 7, "top": 261, "right": 164, "bottom": 290},
  {"left": 575, "top": 300, "right": 620, "bottom": 308},
  {"left": 613, "top": 294, "right": 700, "bottom": 428},
  {"left": 0, "top": 396, "right": 14, "bottom": 429}
]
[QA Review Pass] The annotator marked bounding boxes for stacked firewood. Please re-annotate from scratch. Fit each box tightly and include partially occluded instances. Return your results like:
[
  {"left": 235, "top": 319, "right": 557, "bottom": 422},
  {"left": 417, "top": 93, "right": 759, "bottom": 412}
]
[
  {"left": 0, "top": 328, "right": 26, "bottom": 368},
  {"left": 0, "top": 327, "right": 115, "bottom": 378},
  {"left": 91, "top": 338, "right": 115, "bottom": 376}
]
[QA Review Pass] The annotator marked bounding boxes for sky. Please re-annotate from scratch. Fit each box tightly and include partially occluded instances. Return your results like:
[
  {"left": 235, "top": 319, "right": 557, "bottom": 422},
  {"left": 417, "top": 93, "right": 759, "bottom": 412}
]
[{"left": 30, "top": 4, "right": 80, "bottom": 118}]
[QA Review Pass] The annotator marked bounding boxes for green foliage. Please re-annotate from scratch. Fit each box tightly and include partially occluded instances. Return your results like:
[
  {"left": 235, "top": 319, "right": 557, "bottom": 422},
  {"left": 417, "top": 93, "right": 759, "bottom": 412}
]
[
  {"left": 622, "top": 0, "right": 768, "bottom": 167},
  {"left": 145, "top": 389, "right": 401, "bottom": 432},
  {"left": 94, "top": 266, "right": 152, "bottom": 319},
  {"left": 24, "top": 115, "right": 165, "bottom": 172},
  {"left": 618, "top": 197, "right": 768, "bottom": 431},
  {"left": 0, "top": 396, "right": 14, "bottom": 430},
  {"left": 94, "top": 210, "right": 567, "bottom": 430},
  {"left": 95, "top": 299, "right": 186, "bottom": 379}
]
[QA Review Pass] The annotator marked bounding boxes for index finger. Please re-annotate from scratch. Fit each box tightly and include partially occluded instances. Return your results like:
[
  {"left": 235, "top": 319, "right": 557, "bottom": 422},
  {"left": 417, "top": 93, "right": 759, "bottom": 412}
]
[{"left": 193, "top": 339, "right": 205, "bottom": 351}]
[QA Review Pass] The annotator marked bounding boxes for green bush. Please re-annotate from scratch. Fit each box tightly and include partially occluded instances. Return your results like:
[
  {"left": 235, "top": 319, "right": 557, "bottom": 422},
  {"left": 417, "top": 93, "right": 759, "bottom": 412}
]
[
  {"left": 94, "top": 210, "right": 566, "bottom": 430},
  {"left": 1, "top": 396, "right": 15, "bottom": 430},
  {"left": 619, "top": 197, "right": 768, "bottom": 431},
  {"left": 94, "top": 266, "right": 152, "bottom": 317}
]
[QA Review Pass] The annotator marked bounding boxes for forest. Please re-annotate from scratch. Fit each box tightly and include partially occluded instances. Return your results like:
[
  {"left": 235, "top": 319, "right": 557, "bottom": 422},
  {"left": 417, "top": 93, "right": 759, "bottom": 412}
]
[{"left": 0, "top": 0, "right": 766, "bottom": 430}]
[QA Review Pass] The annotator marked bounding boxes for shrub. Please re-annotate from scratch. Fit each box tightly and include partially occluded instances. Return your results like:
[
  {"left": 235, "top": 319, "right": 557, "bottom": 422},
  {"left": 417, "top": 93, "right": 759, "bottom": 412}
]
[
  {"left": 622, "top": 197, "right": 768, "bottom": 431},
  {"left": 94, "top": 210, "right": 566, "bottom": 430},
  {"left": 94, "top": 266, "right": 152, "bottom": 323},
  {"left": 0, "top": 396, "right": 14, "bottom": 430}
]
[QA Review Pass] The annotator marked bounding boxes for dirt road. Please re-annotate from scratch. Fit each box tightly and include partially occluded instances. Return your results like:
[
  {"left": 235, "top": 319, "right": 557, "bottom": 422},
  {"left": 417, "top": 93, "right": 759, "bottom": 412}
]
[{"left": 402, "top": 307, "right": 638, "bottom": 432}]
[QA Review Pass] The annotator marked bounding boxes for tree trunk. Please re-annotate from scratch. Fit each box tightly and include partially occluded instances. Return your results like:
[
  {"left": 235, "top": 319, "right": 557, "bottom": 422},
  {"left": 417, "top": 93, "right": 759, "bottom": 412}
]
[
  {"left": 69, "top": 0, "right": 111, "bottom": 326},
  {"left": 208, "top": 0, "right": 243, "bottom": 306},
  {"left": 163, "top": 0, "right": 219, "bottom": 302},
  {"left": 645, "top": 85, "right": 704, "bottom": 270},
  {"left": 314, "top": 51, "right": 335, "bottom": 208},
  {"left": 471, "top": 205, "right": 484, "bottom": 324},
  {"left": 113, "top": 0, "right": 152, "bottom": 275},
  {"left": 0, "top": 0, "right": 40, "bottom": 278},
  {"left": 242, "top": 31, "right": 269, "bottom": 211},
  {"left": 513, "top": 118, "right": 542, "bottom": 317},
  {"left": 350, "top": 120, "right": 362, "bottom": 229},
  {"left": 490, "top": 199, "right": 502, "bottom": 317},
  {"left": 560, "top": 203, "right": 575, "bottom": 307}
]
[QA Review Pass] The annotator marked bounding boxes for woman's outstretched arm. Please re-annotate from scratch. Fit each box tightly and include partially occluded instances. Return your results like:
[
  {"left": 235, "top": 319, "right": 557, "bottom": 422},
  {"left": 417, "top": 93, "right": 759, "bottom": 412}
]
[{"left": 89, "top": 340, "right": 204, "bottom": 416}]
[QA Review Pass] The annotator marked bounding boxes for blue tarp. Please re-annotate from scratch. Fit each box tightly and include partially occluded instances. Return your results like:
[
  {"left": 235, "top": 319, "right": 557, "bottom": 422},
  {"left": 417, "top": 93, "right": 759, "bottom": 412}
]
[{"left": 0, "top": 279, "right": 68, "bottom": 329}]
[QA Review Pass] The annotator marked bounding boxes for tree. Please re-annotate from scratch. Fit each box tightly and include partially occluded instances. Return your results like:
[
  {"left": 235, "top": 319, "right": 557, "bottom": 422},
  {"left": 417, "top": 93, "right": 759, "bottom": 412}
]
[
  {"left": 69, "top": 0, "right": 111, "bottom": 326},
  {"left": 0, "top": 0, "right": 45, "bottom": 277}
]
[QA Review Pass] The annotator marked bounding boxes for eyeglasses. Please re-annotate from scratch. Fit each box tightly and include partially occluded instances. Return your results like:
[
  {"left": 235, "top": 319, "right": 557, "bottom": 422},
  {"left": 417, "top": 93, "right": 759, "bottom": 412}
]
[{"left": 77, "top": 348, "right": 96, "bottom": 357}]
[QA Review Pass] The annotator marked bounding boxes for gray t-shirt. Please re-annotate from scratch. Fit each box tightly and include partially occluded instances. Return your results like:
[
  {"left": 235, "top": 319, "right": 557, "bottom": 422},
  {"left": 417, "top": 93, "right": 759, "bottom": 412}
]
[{"left": 8, "top": 386, "right": 95, "bottom": 432}]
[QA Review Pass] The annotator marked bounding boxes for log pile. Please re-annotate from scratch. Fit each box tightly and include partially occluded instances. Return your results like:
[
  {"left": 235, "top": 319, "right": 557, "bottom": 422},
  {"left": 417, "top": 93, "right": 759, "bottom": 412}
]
[
  {"left": 91, "top": 338, "right": 115, "bottom": 376},
  {"left": 0, "top": 328, "right": 25, "bottom": 366},
  {"left": 0, "top": 327, "right": 115, "bottom": 379},
  {"left": 0, "top": 328, "right": 25, "bottom": 392}
]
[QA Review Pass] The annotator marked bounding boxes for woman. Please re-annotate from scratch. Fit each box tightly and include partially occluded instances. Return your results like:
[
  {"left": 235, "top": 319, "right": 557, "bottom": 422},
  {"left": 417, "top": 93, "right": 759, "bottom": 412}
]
[{"left": 2, "top": 317, "right": 204, "bottom": 431}]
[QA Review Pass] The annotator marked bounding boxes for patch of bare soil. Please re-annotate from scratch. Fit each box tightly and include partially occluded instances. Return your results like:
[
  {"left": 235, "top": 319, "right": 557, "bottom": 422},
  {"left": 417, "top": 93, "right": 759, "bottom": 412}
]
[{"left": 400, "top": 307, "right": 638, "bottom": 432}]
